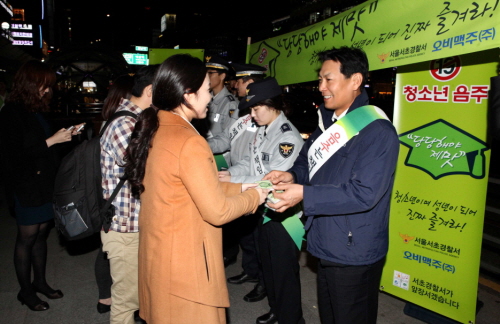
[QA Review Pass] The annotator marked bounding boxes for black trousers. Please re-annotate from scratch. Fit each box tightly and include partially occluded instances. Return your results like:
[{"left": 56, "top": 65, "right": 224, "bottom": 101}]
[
  {"left": 260, "top": 219, "right": 304, "bottom": 324},
  {"left": 317, "top": 257, "right": 385, "bottom": 324},
  {"left": 95, "top": 245, "right": 112, "bottom": 299},
  {"left": 223, "top": 212, "right": 263, "bottom": 280},
  {"left": 240, "top": 214, "right": 262, "bottom": 279}
]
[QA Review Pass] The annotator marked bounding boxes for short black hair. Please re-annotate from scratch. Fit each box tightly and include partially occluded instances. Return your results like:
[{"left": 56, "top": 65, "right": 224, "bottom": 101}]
[
  {"left": 207, "top": 68, "right": 228, "bottom": 83},
  {"left": 239, "top": 74, "right": 265, "bottom": 83},
  {"left": 250, "top": 95, "right": 290, "bottom": 117},
  {"left": 317, "top": 46, "right": 368, "bottom": 88},
  {"left": 131, "top": 65, "right": 159, "bottom": 97}
]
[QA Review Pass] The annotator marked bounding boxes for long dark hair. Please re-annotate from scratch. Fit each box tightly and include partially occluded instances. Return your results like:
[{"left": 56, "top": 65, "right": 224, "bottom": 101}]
[
  {"left": 102, "top": 74, "right": 134, "bottom": 120},
  {"left": 125, "top": 54, "right": 207, "bottom": 197},
  {"left": 7, "top": 60, "right": 56, "bottom": 112}
]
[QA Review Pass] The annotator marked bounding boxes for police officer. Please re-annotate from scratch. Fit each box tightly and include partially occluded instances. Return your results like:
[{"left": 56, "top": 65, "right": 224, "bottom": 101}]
[
  {"left": 205, "top": 56, "right": 239, "bottom": 140},
  {"left": 212, "top": 64, "right": 268, "bottom": 302},
  {"left": 232, "top": 63, "right": 267, "bottom": 98},
  {"left": 208, "top": 62, "right": 267, "bottom": 164},
  {"left": 219, "top": 78, "right": 305, "bottom": 324}
]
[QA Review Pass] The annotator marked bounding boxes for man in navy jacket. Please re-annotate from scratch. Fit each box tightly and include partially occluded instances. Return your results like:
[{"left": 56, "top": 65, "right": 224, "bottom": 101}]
[{"left": 264, "top": 47, "right": 399, "bottom": 323}]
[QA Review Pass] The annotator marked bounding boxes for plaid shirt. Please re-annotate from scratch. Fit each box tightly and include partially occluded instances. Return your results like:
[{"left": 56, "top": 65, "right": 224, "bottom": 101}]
[{"left": 100, "top": 98, "right": 142, "bottom": 233}]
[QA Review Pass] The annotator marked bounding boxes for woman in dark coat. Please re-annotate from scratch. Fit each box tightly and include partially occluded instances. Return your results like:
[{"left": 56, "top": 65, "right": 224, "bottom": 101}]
[{"left": 0, "top": 61, "right": 80, "bottom": 311}]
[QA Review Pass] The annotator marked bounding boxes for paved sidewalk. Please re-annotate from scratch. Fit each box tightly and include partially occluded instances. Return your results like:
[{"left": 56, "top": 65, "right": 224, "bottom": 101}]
[{"left": 0, "top": 195, "right": 499, "bottom": 323}]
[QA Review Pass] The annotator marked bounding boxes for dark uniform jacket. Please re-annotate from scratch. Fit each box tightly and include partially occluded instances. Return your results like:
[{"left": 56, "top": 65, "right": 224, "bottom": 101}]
[{"left": 289, "top": 90, "right": 399, "bottom": 265}]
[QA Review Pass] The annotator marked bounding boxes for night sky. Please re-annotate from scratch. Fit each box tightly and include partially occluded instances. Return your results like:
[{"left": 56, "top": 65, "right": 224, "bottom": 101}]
[
  {"left": 10, "top": 0, "right": 290, "bottom": 51},
  {"left": 78, "top": 0, "right": 289, "bottom": 43}
]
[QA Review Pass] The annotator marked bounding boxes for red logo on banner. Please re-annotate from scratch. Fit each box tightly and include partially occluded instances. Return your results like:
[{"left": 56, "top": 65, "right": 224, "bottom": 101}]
[
  {"left": 258, "top": 48, "right": 268, "bottom": 63},
  {"left": 430, "top": 56, "right": 461, "bottom": 82}
]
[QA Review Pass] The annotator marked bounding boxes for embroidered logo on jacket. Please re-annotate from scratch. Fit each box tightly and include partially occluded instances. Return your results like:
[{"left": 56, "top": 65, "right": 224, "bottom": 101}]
[{"left": 279, "top": 142, "right": 295, "bottom": 158}]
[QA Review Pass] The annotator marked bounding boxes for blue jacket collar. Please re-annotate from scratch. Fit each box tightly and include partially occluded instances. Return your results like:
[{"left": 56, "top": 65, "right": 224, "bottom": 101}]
[{"left": 319, "top": 88, "right": 369, "bottom": 129}]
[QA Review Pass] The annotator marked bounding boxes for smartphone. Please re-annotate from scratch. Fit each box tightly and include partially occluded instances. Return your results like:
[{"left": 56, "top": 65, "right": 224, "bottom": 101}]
[
  {"left": 66, "top": 126, "right": 75, "bottom": 132},
  {"left": 76, "top": 124, "right": 85, "bottom": 132}
]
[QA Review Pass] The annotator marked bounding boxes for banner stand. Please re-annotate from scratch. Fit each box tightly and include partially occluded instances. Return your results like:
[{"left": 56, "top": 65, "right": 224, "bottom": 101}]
[
  {"left": 404, "top": 302, "right": 460, "bottom": 324},
  {"left": 403, "top": 299, "right": 484, "bottom": 324},
  {"left": 379, "top": 49, "right": 497, "bottom": 323},
  {"left": 489, "top": 76, "right": 500, "bottom": 141}
]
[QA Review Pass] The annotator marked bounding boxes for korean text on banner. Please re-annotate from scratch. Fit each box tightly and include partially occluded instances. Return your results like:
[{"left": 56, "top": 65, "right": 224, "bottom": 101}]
[
  {"left": 379, "top": 49, "right": 497, "bottom": 324},
  {"left": 248, "top": 0, "right": 500, "bottom": 85}
]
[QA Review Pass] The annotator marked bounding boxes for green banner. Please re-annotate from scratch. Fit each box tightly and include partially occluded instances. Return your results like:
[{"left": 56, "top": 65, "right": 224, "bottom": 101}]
[
  {"left": 148, "top": 48, "right": 205, "bottom": 65},
  {"left": 248, "top": 0, "right": 500, "bottom": 85},
  {"left": 379, "top": 49, "right": 497, "bottom": 323},
  {"left": 263, "top": 214, "right": 305, "bottom": 250}
]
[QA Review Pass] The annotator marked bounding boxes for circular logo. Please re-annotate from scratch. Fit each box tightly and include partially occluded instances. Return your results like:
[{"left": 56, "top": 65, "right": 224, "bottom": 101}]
[
  {"left": 429, "top": 56, "right": 461, "bottom": 82},
  {"left": 258, "top": 48, "right": 268, "bottom": 64}
]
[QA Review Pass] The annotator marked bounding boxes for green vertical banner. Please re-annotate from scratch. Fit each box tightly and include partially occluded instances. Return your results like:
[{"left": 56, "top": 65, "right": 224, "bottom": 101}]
[{"left": 380, "top": 49, "right": 497, "bottom": 323}]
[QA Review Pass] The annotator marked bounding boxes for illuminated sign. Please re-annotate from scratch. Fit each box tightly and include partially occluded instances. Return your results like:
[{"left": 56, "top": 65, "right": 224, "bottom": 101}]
[
  {"left": 10, "top": 22, "right": 37, "bottom": 47},
  {"left": 13, "top": 39, "right": 33, "bottom": 46},
  {"left": 135, "top": 46, "right": 148, "bottom": 52},
  {"left": 12, "top": 31, "right": 32, "bottom": 38},
  {"left": 11, "top": 23, "right": 32, "bottom": 30},
  {"left": 83, "top": 81, "right": 97, "bottom": 88},
  {"left": 1, "top": 22, "right": 12, "bottom": 41},
  {"left": 161, "top": 13, "right": 176, "bottom": 33},
  {"left": 122, "top": 53, "right": 148, "bottom": 65}
]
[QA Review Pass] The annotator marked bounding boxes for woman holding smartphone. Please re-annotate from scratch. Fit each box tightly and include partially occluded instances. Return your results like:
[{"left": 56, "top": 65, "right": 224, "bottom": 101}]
[{"left": 0, "top": 61, "right": 81, "bottom": 311}]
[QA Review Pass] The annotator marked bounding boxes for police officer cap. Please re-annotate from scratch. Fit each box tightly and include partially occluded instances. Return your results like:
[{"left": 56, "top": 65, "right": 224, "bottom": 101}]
[
  {"left": 239, "top": 77, "right": 281, "bottom": 111},
  {"left": 231, "top": 63, "right": 267, "bottom": 78},
  {"left": 205, "top": 56, "right": 230, "bottom": 72}
]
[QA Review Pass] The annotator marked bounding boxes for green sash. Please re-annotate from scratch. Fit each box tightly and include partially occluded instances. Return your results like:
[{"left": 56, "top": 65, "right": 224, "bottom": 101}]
[{"left": 308, "top": 105, "right": 389, "bottom": 180}]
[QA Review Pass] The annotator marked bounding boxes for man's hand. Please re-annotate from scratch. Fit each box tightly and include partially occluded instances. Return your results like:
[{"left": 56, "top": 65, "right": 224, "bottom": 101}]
[
  {"left": 262, "top": 170, "right": 294, "bottom": 185},
  {"left": 218, "top": 170, "right": 231, "bottom": 182},
  {"left": 267, "top": 183, "right": 303, "bottom": 213}
]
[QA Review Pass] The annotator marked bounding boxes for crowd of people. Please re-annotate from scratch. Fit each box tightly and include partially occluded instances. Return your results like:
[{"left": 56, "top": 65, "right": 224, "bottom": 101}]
[{"left": 0, "top": 46, "right": 399, "bottom": 324}]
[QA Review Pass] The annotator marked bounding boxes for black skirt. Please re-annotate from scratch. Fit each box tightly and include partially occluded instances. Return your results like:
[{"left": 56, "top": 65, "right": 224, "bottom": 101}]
[{"left": 14, "top": 195, "right": 54, "bottom": 226}]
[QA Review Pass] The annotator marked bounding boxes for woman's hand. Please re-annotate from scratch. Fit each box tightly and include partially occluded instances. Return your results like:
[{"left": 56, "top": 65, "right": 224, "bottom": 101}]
[
  {"left": 46, "top": 128, "right": 72, "bottom": 147},
  {"left": 241, "top": 183, "right": 258, "bottom": 192},
  {"left": 243, "top": 184, "right": 269, "bottom": 205},
  {"left": 218, "top": 170, "right": 231, "bottom": 182},
  {"left": 253, "top": 188, "right": 270, "bottom": 205},
  {"left": 71, "top": 123, "right": 85, "bottom": 136}
]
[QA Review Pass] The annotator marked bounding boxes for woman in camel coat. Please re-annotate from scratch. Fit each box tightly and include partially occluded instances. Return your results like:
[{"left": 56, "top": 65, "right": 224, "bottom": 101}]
[{"left": 125, "top": 54, "right": 267, "bottom": 324}]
